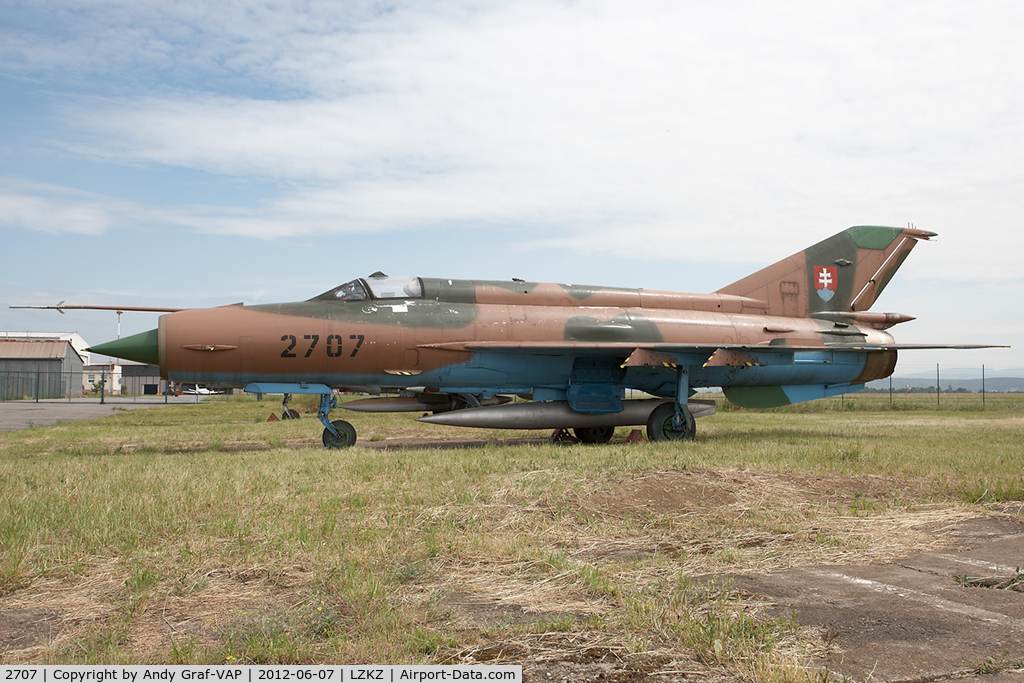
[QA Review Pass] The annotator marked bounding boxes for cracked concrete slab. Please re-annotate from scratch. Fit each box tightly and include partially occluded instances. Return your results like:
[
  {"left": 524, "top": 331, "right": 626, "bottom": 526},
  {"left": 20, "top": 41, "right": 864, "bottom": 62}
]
[{"left": 732, "top": 515, "right": 1024, "bottom": 681}]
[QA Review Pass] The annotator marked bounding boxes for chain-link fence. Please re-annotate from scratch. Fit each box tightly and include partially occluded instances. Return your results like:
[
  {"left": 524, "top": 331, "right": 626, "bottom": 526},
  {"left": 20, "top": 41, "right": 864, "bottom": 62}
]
[
  {"left": 0, "top": 369, "right": 80, "bottom": 401},
  {"left": 0, "top": 370, "right": 232, "bottom": 403}
]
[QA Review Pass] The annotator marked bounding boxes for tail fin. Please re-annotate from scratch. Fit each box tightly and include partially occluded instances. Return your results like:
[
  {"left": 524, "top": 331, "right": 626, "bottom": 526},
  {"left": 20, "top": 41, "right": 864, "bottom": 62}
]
[{"left": 716, "top": 226, "right": 935, "bottom": 317}]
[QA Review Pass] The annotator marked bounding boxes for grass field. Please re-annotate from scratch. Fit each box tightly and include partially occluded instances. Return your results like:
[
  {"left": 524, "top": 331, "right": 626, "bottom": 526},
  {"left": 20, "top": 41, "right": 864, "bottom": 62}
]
[{"left": 1, "top": 394, "right": 1023, "bottom": 679}]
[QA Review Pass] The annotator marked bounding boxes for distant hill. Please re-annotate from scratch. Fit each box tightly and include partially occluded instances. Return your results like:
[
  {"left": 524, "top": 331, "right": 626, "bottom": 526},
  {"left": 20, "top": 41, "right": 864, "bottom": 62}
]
[
  {"left": 866, "top": 377, "right": 1024, "bottom": 393},
  {"left": 887, "top": 367, "right": 1024, "bottom": 380}
]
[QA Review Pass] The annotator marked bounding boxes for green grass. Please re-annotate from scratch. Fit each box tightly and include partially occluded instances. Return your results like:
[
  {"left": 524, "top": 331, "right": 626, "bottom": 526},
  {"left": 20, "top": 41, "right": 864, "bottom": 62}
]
[{"left": 1, "top": 394, "right": 1022, "bottom": 676}]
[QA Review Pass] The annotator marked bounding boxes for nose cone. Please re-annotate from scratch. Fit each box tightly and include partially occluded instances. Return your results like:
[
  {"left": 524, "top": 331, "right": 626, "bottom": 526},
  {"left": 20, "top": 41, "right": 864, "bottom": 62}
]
[{"left": 87, "top": 328, "right": 160, "bottom": 366}]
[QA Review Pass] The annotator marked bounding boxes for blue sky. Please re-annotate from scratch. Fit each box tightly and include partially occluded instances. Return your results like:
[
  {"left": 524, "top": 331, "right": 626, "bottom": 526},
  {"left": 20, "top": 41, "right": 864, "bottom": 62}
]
[{"left": 2, "top": 0, "right": 1021, "bottom": 375}]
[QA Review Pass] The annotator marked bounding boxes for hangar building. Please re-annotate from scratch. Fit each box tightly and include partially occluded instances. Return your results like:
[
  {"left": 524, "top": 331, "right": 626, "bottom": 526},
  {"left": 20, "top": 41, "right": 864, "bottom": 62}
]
[{"left": 0, "top": 339, "right": 85, "bottom": 399}]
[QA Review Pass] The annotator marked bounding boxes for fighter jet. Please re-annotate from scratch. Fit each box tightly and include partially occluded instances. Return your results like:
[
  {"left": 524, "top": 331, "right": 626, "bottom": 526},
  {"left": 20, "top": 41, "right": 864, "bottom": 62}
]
[{"left": 69, "top": 226, "right": 998, "bottom": 447}]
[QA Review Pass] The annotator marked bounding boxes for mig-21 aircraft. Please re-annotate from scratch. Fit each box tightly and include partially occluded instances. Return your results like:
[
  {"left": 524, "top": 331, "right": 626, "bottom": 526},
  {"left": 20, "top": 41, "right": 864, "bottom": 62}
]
[{"left": 23, "top": 225, "right": 1001, "bottom": 447}]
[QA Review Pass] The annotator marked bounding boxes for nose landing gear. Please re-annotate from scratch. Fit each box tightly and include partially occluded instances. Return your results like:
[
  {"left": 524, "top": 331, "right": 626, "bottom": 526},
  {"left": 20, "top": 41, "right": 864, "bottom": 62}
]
[
  {"left": 281, "top": 393, "right": 300, "bottom": 420},
  {"left": 244, "top": 383, "right": 358, "bottom": 448}
]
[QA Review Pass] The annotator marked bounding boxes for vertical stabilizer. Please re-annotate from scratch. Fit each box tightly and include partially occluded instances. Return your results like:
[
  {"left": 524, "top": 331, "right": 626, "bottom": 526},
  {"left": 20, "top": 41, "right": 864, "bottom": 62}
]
[{"left": 716, "top": 226, "right": 935, "bottom": 317}]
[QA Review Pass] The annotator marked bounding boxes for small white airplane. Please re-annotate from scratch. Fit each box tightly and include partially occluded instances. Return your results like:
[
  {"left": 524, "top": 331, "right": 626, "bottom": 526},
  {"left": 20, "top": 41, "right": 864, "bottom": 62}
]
[{"left": 181, "top": 384, "right": 224, "bottom": 395}]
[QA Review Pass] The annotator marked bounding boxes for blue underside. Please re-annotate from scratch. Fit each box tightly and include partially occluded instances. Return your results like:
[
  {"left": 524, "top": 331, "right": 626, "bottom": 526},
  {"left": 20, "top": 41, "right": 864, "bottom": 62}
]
[{"left": 172, "top": 349, "right": 873, "bottom": 408}]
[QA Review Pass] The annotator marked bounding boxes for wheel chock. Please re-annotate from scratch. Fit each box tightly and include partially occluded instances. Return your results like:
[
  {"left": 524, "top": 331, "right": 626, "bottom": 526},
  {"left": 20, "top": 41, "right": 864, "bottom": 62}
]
[
  {"left": 550, "top": 428, "right": 580, "bottom": 444},
  {"left": 625, "top": 429, "right": 646, "bottom": 443}
]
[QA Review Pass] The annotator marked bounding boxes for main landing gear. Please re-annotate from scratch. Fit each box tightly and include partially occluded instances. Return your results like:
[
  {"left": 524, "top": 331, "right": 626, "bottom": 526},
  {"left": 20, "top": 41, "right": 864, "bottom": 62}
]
[
  {"left": 551, "top": 425, "right": 616, "bottom": 444},
  {"left": 646, "top": 402, "right": 696, "bottom": 441},
  {"left": 646, "top": 365, "right": 697, "bottom": 442},
  {"left": 322, "top": 420, "right": 356, "bottom": 448},
  {"left": 573, "top": 425, "right": 616, "bottom": 444},
  {"left": 318, "top": 393, "right": 357, "bottom": 448}
]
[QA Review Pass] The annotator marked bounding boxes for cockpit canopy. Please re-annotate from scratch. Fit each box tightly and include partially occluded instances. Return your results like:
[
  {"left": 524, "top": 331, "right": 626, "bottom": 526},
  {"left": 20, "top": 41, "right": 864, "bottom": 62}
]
[
  {"left": 321, "top": 275, "right": 424, "bottom": 302},
  {"left": 365, "top": 275, "right": 423, "bottom": 299}
]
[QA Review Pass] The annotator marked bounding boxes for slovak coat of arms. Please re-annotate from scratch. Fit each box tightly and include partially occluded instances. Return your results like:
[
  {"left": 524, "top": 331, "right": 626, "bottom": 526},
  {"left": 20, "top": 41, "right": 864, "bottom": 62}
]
[{"left": 814, "top": 265, "right": 837, "bottom": 301}]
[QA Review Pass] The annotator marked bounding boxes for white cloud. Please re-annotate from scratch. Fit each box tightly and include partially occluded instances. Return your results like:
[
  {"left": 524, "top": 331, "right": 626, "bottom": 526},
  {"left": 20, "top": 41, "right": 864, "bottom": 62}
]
[
  {"left": 0, "top": 179, "right": 140, "bottom": 235},
  {"left": 2, "top": 0, "right": 1023, "bottom": 283}
]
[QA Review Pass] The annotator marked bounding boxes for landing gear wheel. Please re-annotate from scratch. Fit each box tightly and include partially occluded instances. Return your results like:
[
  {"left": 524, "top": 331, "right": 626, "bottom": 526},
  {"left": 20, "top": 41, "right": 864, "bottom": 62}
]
[
  {"left": 646, "top": 403, "right": 695, "bottom": 442},
  {"left": 573, "top": 425, "right": 615, "bottom": 444},
  {"left": 278, "top": 393, "right": 299, "bottom": 419},
  {"left": 322, "top": 419, "right": 357, "bottom": 448},
  {"left": 281, "top": 394, "right": 300, "bottom": 420}
]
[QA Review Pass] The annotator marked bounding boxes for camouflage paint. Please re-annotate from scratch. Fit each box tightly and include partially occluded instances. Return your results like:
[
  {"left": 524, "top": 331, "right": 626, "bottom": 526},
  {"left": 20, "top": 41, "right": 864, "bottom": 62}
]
[
  {"left": 717, "top": 226, "right": 934, "bottom": 318},
  {"left": 846, "top": 226, "right": 906, "bottom": 250},
  {"left": 87, "top": 226, "right": 945, "bottom": 434},
  {"left": 563, "top": 313, "right": 664, "bottom": 343}
]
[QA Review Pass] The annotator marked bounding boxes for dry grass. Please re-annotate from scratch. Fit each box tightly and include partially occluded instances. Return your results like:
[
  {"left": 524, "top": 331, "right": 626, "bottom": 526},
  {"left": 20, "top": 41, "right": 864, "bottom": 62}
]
[{"left": 1, "top": 395, "right": 1023, "bottom": 679}]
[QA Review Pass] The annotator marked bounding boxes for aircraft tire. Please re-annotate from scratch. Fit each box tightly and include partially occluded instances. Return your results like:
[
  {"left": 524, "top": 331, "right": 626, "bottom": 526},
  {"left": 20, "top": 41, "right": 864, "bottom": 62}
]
[
  {"left": 573, "top": 425, "right": 615, "bottom": 444},
  {"left": 322, "top": 420, "right": 357, "bottom": 448},
  {"left": 283, "top": 408, "right": 300, "bottom": 420},
  {"left": 646, "top": 403, "right": 695, "bottom": 442}
]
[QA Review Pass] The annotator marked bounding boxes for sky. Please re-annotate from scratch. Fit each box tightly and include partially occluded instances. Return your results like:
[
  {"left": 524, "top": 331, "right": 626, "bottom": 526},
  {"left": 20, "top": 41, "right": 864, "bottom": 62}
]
[{"left": 2, "top": 0, "right": 1022, "bottom": 376}]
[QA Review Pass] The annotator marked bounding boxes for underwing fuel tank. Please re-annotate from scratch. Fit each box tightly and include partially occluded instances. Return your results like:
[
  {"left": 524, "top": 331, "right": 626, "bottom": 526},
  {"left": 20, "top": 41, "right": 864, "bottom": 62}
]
[{"left": 416, "top": 398, "right": 716, "bottom": 430}]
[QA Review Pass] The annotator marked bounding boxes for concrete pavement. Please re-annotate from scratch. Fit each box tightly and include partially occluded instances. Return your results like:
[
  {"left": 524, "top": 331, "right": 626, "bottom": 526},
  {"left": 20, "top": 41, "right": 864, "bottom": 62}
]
[{"left": 0, "top": 396, "right": 208, "bottom": 433}]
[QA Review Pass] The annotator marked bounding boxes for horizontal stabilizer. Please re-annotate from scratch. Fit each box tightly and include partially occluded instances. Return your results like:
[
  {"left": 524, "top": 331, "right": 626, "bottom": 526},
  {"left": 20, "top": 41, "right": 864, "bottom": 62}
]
[{"left": 828, "top": 344, "right": 1010, "bottom": 351}]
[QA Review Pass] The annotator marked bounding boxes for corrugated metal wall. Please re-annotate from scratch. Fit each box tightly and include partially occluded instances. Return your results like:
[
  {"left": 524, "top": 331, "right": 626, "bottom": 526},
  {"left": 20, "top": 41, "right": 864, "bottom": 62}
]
[
  {"left": 0, "top": 340, "right": 84, "bottom": 399},
  {"left": 0, "top": 366, "right": 80, "bottom": 399}
]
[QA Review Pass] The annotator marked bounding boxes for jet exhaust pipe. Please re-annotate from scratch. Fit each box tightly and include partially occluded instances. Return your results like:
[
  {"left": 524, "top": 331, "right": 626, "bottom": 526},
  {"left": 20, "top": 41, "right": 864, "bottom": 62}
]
[{"left": 416, "top": 398, "right": 716, "bottom": 430}]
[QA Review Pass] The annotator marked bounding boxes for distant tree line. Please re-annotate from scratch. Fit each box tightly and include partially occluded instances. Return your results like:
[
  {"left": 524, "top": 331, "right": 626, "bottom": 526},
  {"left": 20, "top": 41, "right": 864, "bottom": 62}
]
[{"left": 860, "top": 386, "right": 975, "bottom": 394}]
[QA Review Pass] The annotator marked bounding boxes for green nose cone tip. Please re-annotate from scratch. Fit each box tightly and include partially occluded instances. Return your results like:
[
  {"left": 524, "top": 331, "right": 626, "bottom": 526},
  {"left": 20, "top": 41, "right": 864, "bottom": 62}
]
[{"left": 87, "top": 328, "right": 160, "bottom": 366}]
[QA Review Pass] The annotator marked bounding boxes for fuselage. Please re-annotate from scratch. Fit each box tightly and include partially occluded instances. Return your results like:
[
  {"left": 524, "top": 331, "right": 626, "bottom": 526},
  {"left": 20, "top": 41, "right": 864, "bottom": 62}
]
[
  {"left": 156, "top": 276, "right": 897, "bottom": 400},
  {"left": 77, "top": 226, "right": 984, "bottom": 444}
]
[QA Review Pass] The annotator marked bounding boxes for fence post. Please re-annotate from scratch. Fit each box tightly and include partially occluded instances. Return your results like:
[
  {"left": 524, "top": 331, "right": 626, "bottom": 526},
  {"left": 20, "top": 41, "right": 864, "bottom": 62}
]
[
  {"left": 35, "top": 371, "right": 40, "bottom": 402},
  {"left": 100, "top": 371, "right": 105, "bottom": 404}
]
